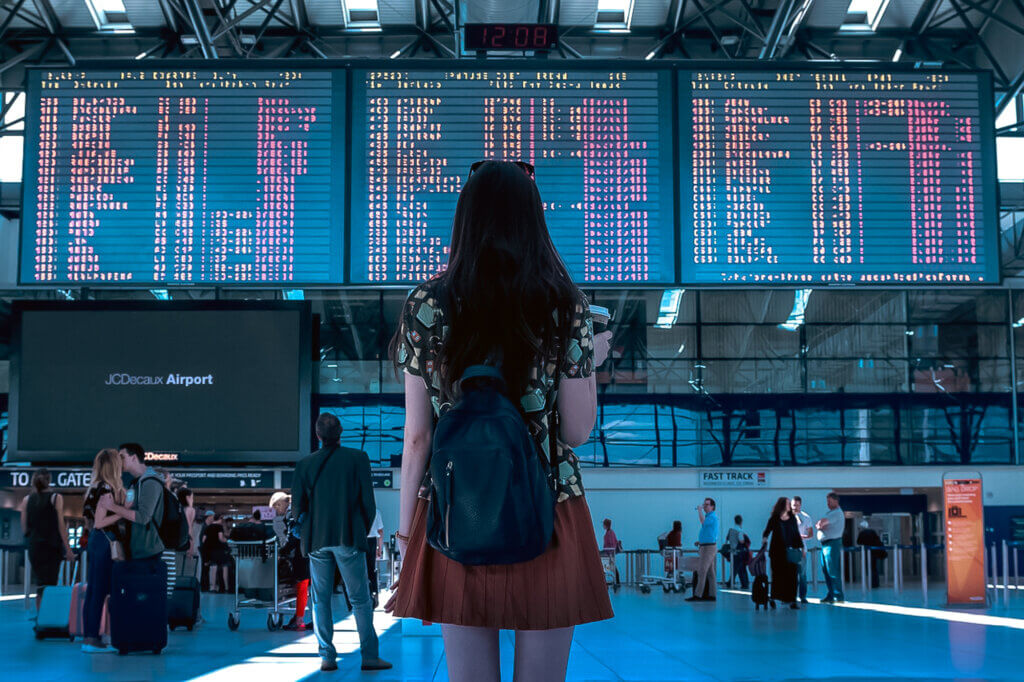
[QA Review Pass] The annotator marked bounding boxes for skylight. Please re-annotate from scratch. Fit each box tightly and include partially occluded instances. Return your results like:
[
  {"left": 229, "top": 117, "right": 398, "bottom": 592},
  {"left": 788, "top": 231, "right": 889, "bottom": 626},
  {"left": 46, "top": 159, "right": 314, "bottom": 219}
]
[
  {"left": 85, "top": 0, "right": 134, "bottom": 32},
  {"left": 840, "top": 0, "right": 890, "bottom": 32},
  {"left": 343, "top": 0, "right": 380, "bottom": 28},
  {"left": 595, "top": 0, "right": 634, "bottom": 29}
]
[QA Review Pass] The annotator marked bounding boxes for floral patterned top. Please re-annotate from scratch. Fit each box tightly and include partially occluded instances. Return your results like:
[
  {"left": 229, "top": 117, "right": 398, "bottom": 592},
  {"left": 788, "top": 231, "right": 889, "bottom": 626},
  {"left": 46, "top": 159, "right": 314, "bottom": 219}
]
[{"left": 396, "top": 278, "right": 595, "bottom": 502}]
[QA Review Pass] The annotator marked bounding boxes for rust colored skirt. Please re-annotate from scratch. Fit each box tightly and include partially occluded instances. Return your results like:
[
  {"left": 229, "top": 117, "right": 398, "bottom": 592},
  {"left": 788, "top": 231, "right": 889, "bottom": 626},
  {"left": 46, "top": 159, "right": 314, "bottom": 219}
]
[{"left": 386, "top": 495, "right": 614, "bottom": 630}]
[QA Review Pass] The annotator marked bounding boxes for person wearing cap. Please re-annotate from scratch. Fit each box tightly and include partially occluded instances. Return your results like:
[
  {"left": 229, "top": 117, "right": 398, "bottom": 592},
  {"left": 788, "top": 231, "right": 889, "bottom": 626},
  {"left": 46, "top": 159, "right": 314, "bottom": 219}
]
[{"left": 856, "top": 520, "right": 886, "bottom": 589}]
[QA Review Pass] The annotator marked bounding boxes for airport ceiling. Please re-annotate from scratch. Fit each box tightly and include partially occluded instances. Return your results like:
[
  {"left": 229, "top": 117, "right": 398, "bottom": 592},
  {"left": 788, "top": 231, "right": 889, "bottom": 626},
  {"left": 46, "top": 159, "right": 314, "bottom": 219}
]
[{"left": 0, "top": 0, "right": 1021, "bottom": 97}]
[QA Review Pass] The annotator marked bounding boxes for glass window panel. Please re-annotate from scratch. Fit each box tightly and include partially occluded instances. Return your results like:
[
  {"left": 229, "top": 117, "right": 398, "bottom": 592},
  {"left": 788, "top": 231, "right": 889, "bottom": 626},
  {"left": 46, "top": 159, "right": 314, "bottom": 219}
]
[
  {"left": 595, "top": 403, "right": 663, "bottom": 466},
  {"left": 908, "top": 290, "right": 1007, "bottom": 324},
  {"left": 904, "top": 402, "right": 1012, "bottom": 464},
  {"left": 701, "top": 325, "right": 800, "bottom": 359},
  {"left": 701, "top": 359, "right": 801, "bottom": 393},
  {"left": 318, "top": 293, "right": 386, "bottom": 362},
  {"left": 806, "top": 324, "right": 905, "bottom": 358},
  {"left": 319, "top": 360, "right": 382, "bottom": 394},
  {"left": 807, "top": 359, "right": 908, "bottom": 393},
  {"left": 698, "top": 291, "right": 796, "bottom": 324},
  {"left": 909, "top": 324, "right": 1008, "bottom": 359},
  {"left": 591, "top": 289, "right": 696, "bottom": 326},
  {"left": 646, "top": 325, "right": 696, "bottom": 359},
  {"left": 318, "top": 404, "right": 404, "bottom": 467},
  {"left": 644, "top": 360, "right": 700, "bottom": 394},
  {"left": 804, "top": 290, "right": 906, "bottom": 324}
]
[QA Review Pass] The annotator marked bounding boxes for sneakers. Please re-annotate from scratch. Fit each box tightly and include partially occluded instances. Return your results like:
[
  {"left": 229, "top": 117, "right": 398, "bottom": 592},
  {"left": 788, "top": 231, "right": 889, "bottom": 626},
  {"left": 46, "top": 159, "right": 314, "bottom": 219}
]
[
  {"left": 361, "top": 658, "right": 393, "bottom": 671},
  {"left": 320, "top": 660, "right": 338, "bottom": 672},
  {"left": 81, "top": 644, "right": 115, "bottom": 654}
]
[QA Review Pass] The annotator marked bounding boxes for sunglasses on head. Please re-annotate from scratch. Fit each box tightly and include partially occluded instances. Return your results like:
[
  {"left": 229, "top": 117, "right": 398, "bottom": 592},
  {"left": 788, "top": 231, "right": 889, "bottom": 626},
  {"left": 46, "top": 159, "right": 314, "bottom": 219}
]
[{"left": 469, "top": 160, "right": 535, "bottom": 180}]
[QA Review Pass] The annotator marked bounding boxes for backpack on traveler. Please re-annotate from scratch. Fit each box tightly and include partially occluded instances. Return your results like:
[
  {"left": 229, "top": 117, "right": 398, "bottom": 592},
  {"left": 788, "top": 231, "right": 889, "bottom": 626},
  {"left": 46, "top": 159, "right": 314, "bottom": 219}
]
[
  {"left": 426, "top": 365, "right": 558, "bottom": 566},
  {"left": 139, "top": 474, "right": 189, "bottom": 552}
]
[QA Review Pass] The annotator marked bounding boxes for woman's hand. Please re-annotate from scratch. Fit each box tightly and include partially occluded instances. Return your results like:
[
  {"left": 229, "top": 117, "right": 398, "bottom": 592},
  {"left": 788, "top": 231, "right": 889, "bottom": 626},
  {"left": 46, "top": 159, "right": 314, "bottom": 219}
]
[{"left": 594, "top": 330, "right": 613, "bottom": 367}]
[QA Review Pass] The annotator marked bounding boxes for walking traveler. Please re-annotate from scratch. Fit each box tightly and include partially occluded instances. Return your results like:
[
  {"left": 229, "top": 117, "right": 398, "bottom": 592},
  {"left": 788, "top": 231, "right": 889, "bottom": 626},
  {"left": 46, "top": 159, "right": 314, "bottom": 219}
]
[
  {"left": 762, "top": 497, "right": 804, "bottom": 609},
  {"left": 291, "top": 413, "right": 391, "bottom": 672},
  {"left": 269, "top": 492, "right": 311, "bottom": 631},
  {"left": 816, "top": 492, "right": 846, "bottom": 603},
  {"left": 386, "top": 160, "right": 614, "bottom": 682},
  {"left": 80, "top": 449, "right": 126, "bottom": 653},
  {"left": 201, "top": 514, "right": 231, "bottom": 592},
  {"left": 19, "top": 468, "right": 75, "bottom": 601},
  {"left": 792, "top": 496, "right": 814, "bottom": 604},
  {"left": 725, "top": 515, "right": 750, "bottom": 590},
  {"left": 602, "top": 518, "right": 621, "bottom": 587}
]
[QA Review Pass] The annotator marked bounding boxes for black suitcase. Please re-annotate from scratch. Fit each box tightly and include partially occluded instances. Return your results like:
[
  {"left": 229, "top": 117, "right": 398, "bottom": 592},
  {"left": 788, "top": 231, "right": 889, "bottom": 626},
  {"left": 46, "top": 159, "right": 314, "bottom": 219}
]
[
  {"left": 168, "top": 576, "right": 200, "bottom": 631},
  {"left": 752, "top": 575, "right": 771, "bottom": 610},
  {"left": 110, "top": 559, "right": 168, "bottom": 655}
]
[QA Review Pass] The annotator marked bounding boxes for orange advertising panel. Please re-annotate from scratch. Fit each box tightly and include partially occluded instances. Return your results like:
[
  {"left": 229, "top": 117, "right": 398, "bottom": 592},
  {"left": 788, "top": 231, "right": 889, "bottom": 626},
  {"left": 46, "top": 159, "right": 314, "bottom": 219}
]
[{"left": 943, "top": 477, "right": 987, "bottom": 606}]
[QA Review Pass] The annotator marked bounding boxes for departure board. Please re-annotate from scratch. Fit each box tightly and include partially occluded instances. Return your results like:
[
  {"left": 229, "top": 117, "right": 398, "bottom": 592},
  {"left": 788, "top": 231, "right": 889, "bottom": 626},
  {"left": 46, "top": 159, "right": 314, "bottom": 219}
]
[
  {"left": 680, "top": 69, "right": 997, "bottom": 284},
  {"left": 349, "top": 68, "right": 675, "bottom": 284},
  {"left": 20, "top": 68, "right": 344, "bottom": 285}
]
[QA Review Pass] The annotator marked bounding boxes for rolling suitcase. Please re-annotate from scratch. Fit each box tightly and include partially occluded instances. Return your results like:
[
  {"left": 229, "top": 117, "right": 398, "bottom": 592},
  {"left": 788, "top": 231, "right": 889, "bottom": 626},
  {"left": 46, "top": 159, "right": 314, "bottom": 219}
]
[
  {"left": 168, "top": 575, "right": 200, "bottom": 631},
  {"left": 110, "top": 559, "right": 168, "bottom": 655},
  {"left": 34, "top": 562, "right": 76, "bottom": 640}
]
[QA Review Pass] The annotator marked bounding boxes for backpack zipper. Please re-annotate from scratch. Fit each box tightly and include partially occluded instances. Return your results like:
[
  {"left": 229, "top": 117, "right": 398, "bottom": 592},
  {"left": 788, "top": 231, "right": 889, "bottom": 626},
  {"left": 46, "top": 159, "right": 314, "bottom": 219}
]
[{"left": 444, "top": 460, "right": 453, "bottom": 549}]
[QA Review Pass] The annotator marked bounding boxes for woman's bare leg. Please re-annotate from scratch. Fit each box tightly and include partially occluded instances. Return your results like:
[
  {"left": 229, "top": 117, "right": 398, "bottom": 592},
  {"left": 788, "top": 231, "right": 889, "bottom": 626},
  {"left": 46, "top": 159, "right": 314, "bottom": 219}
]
[
  {"left": 513, "top": 627, "right": 574, "bottom": 682},
  {"left": 442, "top": 624, "right": 500, "bottom": 682}
]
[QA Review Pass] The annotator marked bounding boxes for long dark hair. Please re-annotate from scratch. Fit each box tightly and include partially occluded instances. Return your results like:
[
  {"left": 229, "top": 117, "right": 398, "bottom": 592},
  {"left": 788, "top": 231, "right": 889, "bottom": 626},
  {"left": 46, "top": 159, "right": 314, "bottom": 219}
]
[
  {"left": 770, "top": 496, "right": 790, "bottom": 520},
  {"left": 393, "top": 161, "right": 579, "bottom": 400}
]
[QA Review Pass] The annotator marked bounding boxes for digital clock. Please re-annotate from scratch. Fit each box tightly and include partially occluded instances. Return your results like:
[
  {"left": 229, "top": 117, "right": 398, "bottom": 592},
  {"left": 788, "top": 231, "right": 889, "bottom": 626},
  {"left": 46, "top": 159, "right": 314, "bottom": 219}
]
[{"left": 463, "top": 23, "right": 558, "bottom": 51}]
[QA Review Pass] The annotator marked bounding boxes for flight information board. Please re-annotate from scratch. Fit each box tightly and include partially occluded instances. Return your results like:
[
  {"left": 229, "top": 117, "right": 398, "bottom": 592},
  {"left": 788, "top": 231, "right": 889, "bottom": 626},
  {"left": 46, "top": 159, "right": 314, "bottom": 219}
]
[
  {"left": 349, "top": 68, "right": 675, "bottom": 284},
  {"left": 680, "top": 69, "right": 997, "bottom": 284},
  {"left": 20, "top": 68, "right": 344, "bottom": 285}
]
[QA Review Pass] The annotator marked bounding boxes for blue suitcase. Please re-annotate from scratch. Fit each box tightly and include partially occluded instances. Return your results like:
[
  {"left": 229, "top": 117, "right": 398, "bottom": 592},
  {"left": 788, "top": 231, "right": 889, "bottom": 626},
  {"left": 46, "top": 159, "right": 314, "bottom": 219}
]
[{"left": 110, "top": 559, "right": 168, "bottom": 655}]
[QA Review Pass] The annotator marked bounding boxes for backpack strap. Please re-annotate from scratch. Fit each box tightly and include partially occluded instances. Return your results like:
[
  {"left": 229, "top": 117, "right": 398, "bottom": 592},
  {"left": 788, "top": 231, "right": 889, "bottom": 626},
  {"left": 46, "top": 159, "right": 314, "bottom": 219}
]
[{"left": 459, "top": 364, "right": 505, "bottom": 388}]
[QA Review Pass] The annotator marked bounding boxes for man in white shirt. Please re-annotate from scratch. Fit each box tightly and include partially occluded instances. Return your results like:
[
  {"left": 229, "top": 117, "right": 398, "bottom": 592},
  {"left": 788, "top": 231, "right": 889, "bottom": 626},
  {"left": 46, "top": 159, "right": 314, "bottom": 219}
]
[
  {"left": 724, "top": 515, "right": 750, "bottom": 589},
  {"left": 365, "top": 510, "right": 384, "bottom": 608},
  {"left": 815, "top": 492, "right": 845, "bottom": 603},
  {"left": 792, "top": 496, "right": 815, "bottom": 604}
]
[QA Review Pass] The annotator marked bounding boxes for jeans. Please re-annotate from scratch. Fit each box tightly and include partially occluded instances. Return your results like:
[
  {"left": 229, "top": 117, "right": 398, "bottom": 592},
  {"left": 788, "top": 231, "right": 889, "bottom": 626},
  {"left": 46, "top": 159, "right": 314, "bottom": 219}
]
[
  {"left": 821, "top": 539, "right": 844, "bottom": 601},
  {"left": 732, "top": 551, "right": 749, "bottom": 589},
  {"left": 309, "top": 545, "right": 379, "bottom": 664},
  {"left": 84, "top": 530, "right": 113, "bottom": 639},
  {"left": 796, "top": 553, "right": 807, "bottom": 600}
]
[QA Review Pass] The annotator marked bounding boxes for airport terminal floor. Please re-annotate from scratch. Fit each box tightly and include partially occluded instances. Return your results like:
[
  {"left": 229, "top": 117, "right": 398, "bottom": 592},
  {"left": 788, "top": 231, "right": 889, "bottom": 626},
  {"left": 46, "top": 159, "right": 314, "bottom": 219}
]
[{"left": 4, "top": 587, "right": 1024, "bottom": 681}]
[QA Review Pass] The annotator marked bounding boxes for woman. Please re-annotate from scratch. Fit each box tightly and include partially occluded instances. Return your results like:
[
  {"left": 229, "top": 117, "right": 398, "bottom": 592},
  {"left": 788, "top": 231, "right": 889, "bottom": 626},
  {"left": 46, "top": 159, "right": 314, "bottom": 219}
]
[
  {"left": 80, "top": 449, "right": 125, "bottom": 652},
  {"left": 19, "top": 469, "right": 74, "bottom": 604},
  {"left": 762, "top": 497, "right": 804, "bottom": 610},
  {"left": 387, "top": 160, "right": 614, "bottom": 682},
  {"left": 201, "top": 514, "right": 231, "bottom": 592},
  {"left": 601, "top": 519, "right": 621, "bottom": 587},
  {"left": 664, "top": 520, "right": 683, "bottom": 577},
  {"left": 175, "top": 488, "right": 198, "bottom": 579},
  {"left": 269, "top": 492, "right": 310, "bottom": 631}
]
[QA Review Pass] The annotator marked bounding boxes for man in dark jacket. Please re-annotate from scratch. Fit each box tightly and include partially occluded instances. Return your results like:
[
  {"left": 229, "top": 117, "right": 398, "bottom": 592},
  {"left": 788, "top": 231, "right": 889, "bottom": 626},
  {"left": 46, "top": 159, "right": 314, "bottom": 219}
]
[
  {"left": 856, "top": 520, "right": 887, "bottom": 589},
  {"left": 291, "top": 413, "right": 391, "bottom": 673}
]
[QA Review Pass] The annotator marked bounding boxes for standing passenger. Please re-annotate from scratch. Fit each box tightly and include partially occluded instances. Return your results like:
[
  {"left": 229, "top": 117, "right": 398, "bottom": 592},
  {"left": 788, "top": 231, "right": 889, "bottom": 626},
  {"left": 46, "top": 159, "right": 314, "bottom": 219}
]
[
  {"left": 725, "top": 515, "right": 750, "bottom": 590},
  {"left": 816, "top": 492, "right": 846, "bottom": 604},
  {"left": 19, "top": 468, "right": 75, "bottom": 605},
  {"left": 386, "top": 161, "right": 615, "bottom": 682},
  {"left": 80, "top": 449, "right": 125, "bottom": 652},
  {"left": 686, "top": 497, "right": 719, "bottom": 603},
  {"left": 792, "top": 496, "right": 814, "bottom": 604},
  {"left": 762, "top": 497, "right": 804, "bottom": 609},
  {"left": 292, "top": 413, "right": 390, "bottom": 672}
]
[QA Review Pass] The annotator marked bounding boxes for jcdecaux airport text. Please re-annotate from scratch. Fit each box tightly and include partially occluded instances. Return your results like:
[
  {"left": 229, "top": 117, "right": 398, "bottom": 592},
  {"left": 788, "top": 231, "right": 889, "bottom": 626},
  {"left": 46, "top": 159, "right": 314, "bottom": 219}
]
[{"left": 104, "top": 373, "right": 215, "bottom": 387}]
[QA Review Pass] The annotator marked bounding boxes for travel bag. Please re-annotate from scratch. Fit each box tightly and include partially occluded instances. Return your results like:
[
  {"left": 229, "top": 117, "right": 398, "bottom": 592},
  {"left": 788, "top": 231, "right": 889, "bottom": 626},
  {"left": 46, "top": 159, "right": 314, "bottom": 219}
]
[
  {"left": 168, "top": 562, "right": 200, "bottom": 632},
  {"left": 109, "top": 559, "right": 168, "bottom": 655},
  {"left": 34, "top": 561, "right": 76, "bottom": 640}
]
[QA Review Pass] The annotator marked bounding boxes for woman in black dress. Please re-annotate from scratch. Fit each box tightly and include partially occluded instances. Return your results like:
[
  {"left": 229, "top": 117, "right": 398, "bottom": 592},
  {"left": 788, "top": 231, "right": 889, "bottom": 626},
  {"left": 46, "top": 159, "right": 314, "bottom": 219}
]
[{"left": 762, "top": 497, "right": 804, "bottom": 610}]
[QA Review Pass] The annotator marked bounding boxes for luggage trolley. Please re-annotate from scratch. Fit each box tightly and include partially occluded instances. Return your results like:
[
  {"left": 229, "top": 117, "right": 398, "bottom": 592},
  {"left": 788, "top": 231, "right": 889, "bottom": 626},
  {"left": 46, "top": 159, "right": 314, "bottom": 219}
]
[
  {"left": 226, "top": 538, "right": 294, "bottom": 631},
  {"left": 639, "top": 548, "right": 696, "bottom": 594}
]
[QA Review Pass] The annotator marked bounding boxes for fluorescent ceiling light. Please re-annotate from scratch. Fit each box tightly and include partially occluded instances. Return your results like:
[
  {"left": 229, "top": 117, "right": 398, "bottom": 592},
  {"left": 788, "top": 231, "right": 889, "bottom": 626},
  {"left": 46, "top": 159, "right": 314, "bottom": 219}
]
[
  {"left": 645, "top": 49, "right": 657, "bottom": 60},
  {"left": 389, "top": 49, "right": 401, "bottom": 59},
  {"left": 1013, "top": 316, "right": 1024, "bottom": 329},
  {"left": 892, "top": 47, "right": 902, "bottom": 62},
  {"left": 996, "top": 99, "right": 1018, "bottom": 129},
  {"left": 342, "top": 0, "right": 380, "bottom": 27},
  {"left": 595, "top": 0, "right": 634, "bottom": 29},
  {"left": 149, "top": 289, "right": 170, "bottom": 300},
  {"left": 655, "top": 289, "right": 685, "bottom": 329},
  {"left": 779, "top": 289, "right": 812, "bottom": 332},
  {"left": 840, "top": 0, "right": 890, "bottom": 31},
  {"left": 0, "top": 135, "right": 23, "bottom": 183},
  {"left": 998, "top": 138, "right": 1024, "bottom": 182},
  {"left": 85, "top": 0, "right": 134, "bottom": 32}
]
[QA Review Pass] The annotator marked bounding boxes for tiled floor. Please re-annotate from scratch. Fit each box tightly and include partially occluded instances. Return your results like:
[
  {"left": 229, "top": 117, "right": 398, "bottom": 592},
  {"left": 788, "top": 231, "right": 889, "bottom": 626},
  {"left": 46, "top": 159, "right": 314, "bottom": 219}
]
[{"left": 3, "top": 585, "right": 1023, "bottom": 681}]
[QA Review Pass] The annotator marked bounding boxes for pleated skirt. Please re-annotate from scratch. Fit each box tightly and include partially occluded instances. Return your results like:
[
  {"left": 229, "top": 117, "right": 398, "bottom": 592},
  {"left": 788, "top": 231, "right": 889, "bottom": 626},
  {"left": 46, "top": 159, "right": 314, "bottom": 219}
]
[{"left": 387, "top": 495, "right": 614, "bottom": 630}]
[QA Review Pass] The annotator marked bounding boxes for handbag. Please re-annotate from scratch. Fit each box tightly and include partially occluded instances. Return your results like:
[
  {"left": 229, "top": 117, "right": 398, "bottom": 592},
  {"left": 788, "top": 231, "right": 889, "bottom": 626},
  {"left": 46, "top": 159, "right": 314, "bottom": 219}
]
[
  {"left": 786, "top": 547, "right": 803, "bottom": 565},
  {"left": 109, "top": 538, "right": 126, "bottom": 562}
]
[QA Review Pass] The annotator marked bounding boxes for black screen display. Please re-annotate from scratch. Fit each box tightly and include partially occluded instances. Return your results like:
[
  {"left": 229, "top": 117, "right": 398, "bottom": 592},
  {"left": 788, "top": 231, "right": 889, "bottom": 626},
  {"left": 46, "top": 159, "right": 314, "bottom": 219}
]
[{"left": 10, "top": 303, "right": 311, "bottom": 463}]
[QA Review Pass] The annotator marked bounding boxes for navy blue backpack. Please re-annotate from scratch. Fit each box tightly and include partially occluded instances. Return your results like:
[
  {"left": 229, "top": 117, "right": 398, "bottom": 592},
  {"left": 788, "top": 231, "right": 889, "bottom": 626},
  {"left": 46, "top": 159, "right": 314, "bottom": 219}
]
[{"left": 426, "top": 365, "right": 558, "bottom": 566}]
